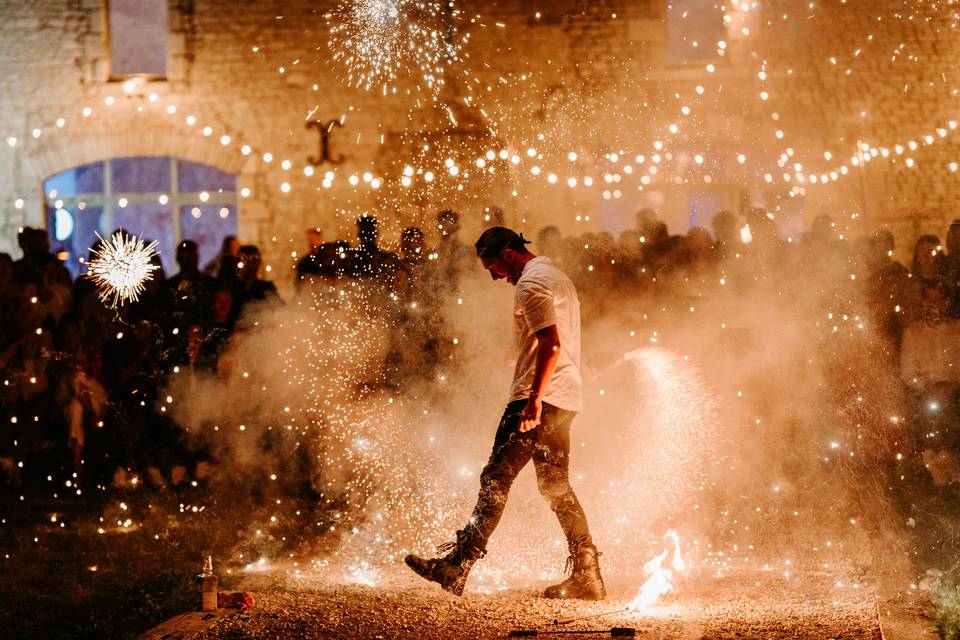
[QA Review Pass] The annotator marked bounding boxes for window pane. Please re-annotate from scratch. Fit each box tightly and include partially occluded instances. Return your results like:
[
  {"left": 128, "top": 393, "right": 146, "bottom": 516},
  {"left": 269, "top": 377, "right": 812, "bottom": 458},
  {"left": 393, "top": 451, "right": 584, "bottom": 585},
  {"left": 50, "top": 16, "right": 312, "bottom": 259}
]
[
  {"left": 178, "top": 160, "right": 237, "bottom": 193},
  {"left": 44, "top": 163, "right": 105, "bottom": 198},
  {"left": 109, "top": 0, "right": 167, "bottom": 76},
  {"left": 43, "top": 157, "right": 237, "bottom": 280},
  {"left": 113, "top": 203, "right": 175, "bottom": 276},
  {"left": 179, "top": 205, "right": 238, "bottom": 271},
  {"left": 46, "top": 205, "right": 105, "bottom": 278},
  {"left": 111, "top": 156, "right": 171, "bottom": 193}
]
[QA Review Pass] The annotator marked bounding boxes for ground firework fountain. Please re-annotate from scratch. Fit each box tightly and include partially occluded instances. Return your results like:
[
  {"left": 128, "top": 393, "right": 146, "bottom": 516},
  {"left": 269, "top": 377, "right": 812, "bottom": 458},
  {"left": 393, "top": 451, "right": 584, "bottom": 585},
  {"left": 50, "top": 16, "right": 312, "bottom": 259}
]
[{"left": 627, "top": 530, "right": 685, "bottom": 611}]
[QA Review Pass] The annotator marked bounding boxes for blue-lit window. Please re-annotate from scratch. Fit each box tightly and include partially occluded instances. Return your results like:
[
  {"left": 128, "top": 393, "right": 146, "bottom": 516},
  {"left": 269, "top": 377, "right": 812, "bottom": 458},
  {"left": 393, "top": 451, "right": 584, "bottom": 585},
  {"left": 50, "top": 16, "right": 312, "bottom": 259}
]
[{"left": 43, "top": 157, "right": 237, "bottom": 277}]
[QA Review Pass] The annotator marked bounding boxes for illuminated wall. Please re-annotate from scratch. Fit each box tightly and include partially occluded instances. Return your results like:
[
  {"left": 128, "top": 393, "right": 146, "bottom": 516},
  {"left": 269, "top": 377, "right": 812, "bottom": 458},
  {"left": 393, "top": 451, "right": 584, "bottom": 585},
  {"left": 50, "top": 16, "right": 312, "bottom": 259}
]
[{"left": 0, "top": 0, "right": 956, "bottom": 279}]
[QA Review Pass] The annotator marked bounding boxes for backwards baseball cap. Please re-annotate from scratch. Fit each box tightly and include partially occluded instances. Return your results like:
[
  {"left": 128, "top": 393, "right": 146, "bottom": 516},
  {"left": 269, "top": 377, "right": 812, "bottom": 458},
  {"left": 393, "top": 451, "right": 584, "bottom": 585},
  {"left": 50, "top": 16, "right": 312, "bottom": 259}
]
[{"left": 474, "top": 226, "right": 531, "bottom": 258}]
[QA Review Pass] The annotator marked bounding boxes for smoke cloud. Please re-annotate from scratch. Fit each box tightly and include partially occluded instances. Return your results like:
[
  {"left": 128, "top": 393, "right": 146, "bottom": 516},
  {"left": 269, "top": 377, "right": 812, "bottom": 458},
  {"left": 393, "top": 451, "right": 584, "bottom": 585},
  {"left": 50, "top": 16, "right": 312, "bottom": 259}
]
[{"left": 163, "top": 235, "right": 905, "bottom": 590}]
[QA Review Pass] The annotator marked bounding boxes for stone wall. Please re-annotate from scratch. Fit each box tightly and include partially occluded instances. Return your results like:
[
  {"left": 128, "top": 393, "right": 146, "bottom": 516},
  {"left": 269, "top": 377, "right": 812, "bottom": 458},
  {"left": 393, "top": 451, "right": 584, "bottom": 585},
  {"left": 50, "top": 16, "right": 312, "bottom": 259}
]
[
  {"left": 747, "top": 0, "right": 960, "bottom": 250},
  {"left": 0, "top": 0, "right": 956, "bottom": 276}
]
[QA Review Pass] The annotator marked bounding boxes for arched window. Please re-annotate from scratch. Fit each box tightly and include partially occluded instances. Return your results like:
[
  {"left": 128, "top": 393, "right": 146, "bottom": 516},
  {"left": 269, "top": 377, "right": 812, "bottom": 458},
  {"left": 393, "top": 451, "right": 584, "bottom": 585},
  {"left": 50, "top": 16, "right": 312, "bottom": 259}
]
[{"left": 44, "top": 157, "right": 237, "bottom": 277}]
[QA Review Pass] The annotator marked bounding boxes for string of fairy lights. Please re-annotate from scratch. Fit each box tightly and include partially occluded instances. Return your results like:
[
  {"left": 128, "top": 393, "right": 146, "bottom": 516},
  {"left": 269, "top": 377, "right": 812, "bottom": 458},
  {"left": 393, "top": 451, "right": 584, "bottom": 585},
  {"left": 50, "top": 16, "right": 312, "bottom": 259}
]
[
  {"left": 751, "top": 1, "right": 960, "bottom": 194},
  {"left": 3, "top": 0, "right": 959, "bottom": 214}
]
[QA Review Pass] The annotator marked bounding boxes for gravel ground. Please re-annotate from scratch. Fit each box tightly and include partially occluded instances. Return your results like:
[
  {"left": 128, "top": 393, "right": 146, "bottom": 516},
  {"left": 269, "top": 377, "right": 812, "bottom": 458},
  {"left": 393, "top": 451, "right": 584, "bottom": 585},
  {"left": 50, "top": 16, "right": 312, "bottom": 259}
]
[{"left": 197, "top": 565, "right": 882, "bottom": 639}]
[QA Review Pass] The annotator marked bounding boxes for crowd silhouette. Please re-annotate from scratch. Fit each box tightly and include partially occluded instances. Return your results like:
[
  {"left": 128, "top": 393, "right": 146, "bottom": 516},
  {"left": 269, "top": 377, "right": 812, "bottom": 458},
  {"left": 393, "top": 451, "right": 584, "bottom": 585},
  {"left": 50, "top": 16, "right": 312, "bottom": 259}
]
[{"left": 1, "top": 207, "right": 958, "bottom": 493}]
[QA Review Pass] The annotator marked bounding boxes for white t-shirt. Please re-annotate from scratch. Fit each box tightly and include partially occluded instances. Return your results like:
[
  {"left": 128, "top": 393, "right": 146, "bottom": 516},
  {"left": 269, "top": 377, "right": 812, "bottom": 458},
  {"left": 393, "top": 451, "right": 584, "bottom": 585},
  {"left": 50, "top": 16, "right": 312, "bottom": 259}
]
[{"left": 509, "top": 256, "right": 582, "bottom": 412}]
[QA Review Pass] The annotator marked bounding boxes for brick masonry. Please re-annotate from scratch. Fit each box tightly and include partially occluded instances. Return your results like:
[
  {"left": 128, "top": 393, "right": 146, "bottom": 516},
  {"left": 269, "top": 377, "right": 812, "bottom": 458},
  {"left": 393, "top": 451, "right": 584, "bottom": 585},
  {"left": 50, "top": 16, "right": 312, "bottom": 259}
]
[{"left": 0, "top": 0, "right": 956, "bottom": 278}]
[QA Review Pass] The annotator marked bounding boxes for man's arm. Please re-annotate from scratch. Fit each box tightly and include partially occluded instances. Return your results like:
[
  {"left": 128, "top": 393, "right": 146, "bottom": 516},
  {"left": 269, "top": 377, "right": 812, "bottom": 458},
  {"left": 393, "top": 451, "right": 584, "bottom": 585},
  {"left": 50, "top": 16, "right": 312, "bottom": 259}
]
[{"left": 519, "top": 324, "right": 561, "bottom": 432}]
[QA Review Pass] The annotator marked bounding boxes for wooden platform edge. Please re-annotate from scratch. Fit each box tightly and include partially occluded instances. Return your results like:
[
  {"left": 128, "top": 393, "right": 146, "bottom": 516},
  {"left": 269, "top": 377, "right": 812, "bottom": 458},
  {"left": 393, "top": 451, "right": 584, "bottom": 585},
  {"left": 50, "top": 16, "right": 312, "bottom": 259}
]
[{"left": 136, "top": 608, "right": 238, "bottom": 640}]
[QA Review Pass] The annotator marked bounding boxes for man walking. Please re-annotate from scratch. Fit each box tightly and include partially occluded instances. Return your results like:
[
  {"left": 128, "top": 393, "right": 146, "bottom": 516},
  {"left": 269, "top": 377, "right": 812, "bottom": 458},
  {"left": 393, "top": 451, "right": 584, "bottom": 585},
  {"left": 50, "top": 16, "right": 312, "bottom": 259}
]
[{"left": 405, "top": 227, "right": 605, "bottom": 600}]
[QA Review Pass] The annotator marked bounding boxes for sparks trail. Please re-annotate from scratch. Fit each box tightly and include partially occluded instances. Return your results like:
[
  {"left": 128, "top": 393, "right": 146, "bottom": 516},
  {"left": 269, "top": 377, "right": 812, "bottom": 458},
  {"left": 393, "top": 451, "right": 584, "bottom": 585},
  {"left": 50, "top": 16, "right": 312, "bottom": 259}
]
[{"left": 327, "top": 0, "right": 470, "bottom": 94}]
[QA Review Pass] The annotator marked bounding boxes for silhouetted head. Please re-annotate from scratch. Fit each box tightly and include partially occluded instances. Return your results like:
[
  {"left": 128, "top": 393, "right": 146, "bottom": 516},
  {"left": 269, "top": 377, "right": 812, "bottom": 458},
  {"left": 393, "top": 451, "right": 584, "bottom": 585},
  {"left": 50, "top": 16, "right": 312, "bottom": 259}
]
[
  {"left": 947, "top": 220, "right": 960, "bottom": 256},
  {"left": 635, "top": 208, "right": 658, "bottom": 234},
  {"left": 537, "top": 225, "right": 562, "bottom": 258},
  {"left": 356, "top": 216, "right": 378, "bottom": 249},
  {"left": 712, "top": 210, "right": 739, "bottom": 245},
  {"left": 176, "top": 240, "right": 199, "bottom": 273},
  {"left": 221, "top": 235, "right": 239, "bottom": 257},
  {"left": 912, "top": 234, "right": 940, "bottom": 279},
  {"left": 213, "top": 288, "right": 233, "bottom": 324},
  {"left": 306, "top": 228, "right": 323, "bottom": 252},
  {"left": 863, "top": 229, "right": 893, "bottom": 268},
  {"left": 238, "top": 245, "right": 262, "bottom": 280}
]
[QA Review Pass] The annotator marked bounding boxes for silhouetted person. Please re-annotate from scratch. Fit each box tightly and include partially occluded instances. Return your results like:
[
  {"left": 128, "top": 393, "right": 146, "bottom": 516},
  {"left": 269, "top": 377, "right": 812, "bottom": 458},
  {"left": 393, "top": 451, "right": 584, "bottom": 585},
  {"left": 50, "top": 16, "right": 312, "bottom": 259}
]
[
  {"left": 396, "top": 227, "right": 427, "bottom": 298},
  {"left": 742, "top": 208, "right": 783, "bottom": 273},
  {"left": 297, "top": 229, "right": 352, "bottom": 288},
  {"left": 102, "top": 320, "right": 160, "bottom": 403},
  {"left": 432, "top": 209, "right": 474, "bottom": 288},
  {"left": 537, "top": 226, "right": 563, "bottom": 261},
  {"left": 635, "top": 207, "right": 658, "bottom": 239},
  {"left": 801, "top": 214, "right": 848, "bottom": 279},
  {"left": 13, "top": 227, "right": 54, "bottom": 286},
  {"left": 901, "top": 283, "right": 956, "bottom": 390},
  {"left": 195, "top": 288, "right": 235, "bottom": 371},
  {"left": 295, "top": 228, "right": 325, "bottom": 289},
  {"left": 348, "top": 216, "right": 399, "bottom": 281},
  {"left": 642, "top": 221, "right": 672, "bottom": 274},
  {"left": 203, "top": 235, "right": 239, "bottom": 277},
  {"left": 686, "top": 226, "right": 716, "bottom": 274},
  {"left": 384, "top": 226, "right": 443, "bottom": 386},
  {"left": 127, "top": 250, "right": 166, "bottom": 324},
  {"left": 903, "top": 234, "right": 942, "bottom": 325},
  {"left": 233, "top": 245, "right": 279, "bottom": 318},
  {"left": 937, "top": 220, "right": 960, "bottom": 318},
  {"left": 711, "top": 209, "right": 740, "bottom": 260},
  {"left": 864, "top": 229, "right": 909, "bottom": 349},
  {"left": 165, "top": 240, "right": 215, "bottom": 327},
  {"left": 0, "top": 253, "right": 14, "bottom": 347}
]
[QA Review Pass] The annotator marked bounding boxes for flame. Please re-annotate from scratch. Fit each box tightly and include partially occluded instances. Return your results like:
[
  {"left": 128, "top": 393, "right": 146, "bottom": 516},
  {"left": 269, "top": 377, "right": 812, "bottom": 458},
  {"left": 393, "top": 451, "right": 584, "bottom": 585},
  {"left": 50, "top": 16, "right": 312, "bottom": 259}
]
[{"left": 627, "top": 530, "right": 685, "bottom": 611}]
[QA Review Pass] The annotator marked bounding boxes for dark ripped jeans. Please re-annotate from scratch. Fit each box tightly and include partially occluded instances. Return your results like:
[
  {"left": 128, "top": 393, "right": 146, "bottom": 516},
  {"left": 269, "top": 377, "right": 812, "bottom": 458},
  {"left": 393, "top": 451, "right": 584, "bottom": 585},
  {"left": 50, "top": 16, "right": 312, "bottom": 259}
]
[{"left": 462, "top": 399, "right": 593, "bottom": 555}]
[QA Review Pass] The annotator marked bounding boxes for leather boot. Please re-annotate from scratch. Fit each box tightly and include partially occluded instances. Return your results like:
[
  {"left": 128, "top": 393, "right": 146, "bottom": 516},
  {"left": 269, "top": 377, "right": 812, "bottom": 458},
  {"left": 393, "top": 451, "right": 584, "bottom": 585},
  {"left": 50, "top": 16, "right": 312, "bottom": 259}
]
[
  {"left": 543, "top": 544, "right": 606, "bottom": 600},
  {"left": 404, "top": 529, "right": 485, "bottom": 596}
]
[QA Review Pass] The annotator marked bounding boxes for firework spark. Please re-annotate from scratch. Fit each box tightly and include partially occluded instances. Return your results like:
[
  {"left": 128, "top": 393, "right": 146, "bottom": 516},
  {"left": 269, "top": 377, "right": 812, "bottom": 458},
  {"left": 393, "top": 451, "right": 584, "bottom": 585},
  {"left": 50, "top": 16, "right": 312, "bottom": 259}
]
[
  {"left": 627, "top": 530, "right": 686, "bottom": 611},
  {"left": 328, "top": 0, "right": 467, "bottom": 93},
  {"left": 86, "top": 231, "right": 160, "bottom": 309}
]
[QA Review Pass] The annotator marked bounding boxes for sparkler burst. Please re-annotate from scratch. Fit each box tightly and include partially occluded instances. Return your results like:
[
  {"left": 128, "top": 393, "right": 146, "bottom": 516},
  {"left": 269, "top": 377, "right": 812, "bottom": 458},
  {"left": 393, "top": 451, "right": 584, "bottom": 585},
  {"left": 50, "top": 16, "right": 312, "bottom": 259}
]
[
  {"left": 86, "top": 231, "right": 160, "bottom": 309},
  {"left": 627, "top": 530, "right": 686, "bottom": 611},
  {"left": 328, "top": 0, "right": 468, "bottom": 94}
]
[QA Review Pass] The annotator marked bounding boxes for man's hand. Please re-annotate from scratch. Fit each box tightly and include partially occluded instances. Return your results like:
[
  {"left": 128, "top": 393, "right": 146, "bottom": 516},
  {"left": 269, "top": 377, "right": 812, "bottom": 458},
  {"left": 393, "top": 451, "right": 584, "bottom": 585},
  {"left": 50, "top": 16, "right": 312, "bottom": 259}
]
[{"left": 519, "top": 395, "right": 542, "bottom": 432}]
